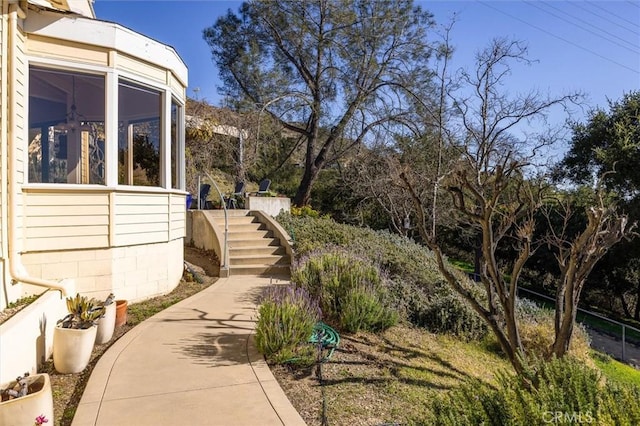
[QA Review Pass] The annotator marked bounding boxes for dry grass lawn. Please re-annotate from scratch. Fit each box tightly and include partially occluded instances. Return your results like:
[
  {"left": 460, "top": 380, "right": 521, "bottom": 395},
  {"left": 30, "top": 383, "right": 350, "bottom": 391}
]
[{"left": 272, "top": 324, "right": 511, "bottom": 426}]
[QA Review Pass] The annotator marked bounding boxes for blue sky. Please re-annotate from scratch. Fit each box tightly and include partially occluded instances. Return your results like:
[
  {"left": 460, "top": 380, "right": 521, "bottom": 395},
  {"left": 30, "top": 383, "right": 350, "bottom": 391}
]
[{"left": 94, "top": 0, "right": 639, "bottom": 123}]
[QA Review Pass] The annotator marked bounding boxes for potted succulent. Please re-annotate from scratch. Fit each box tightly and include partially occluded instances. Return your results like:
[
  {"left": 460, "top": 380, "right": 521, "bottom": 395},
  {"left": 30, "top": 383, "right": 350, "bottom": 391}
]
[
  {"left": 0, "top": 372, "right": 53, "bottom": 426},
  {"left": 53, "top": 293, "right": 104, "bottom": 374},
  {"left": 95, "top": 293, "right": 116, "bottom": 345}
]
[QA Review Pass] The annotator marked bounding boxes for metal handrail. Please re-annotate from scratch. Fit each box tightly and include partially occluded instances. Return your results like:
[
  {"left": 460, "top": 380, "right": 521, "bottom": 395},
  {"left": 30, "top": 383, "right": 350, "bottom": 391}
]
[{"left": 197, "top": 173, "right": 229, "bottom": 270}]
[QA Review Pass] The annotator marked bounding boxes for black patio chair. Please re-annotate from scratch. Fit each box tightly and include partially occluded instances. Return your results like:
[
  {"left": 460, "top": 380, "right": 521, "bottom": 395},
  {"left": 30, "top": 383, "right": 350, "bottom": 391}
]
[
  {"left": 199, "top": 184, "right": 211, "bottom": 209},
  {"left": 226, "top": 181, "right": 245, "bottom": 209},
  {"left": 257, "top": 179, "right": 271, "bottom": 196}
]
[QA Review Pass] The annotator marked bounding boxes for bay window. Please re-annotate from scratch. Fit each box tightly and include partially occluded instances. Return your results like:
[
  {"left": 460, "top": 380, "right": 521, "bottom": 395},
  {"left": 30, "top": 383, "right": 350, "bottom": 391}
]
[
  {"left": 118, "top": 80, "right": 162, "bottom": 187},
  {"left": 171, "top": 100, "right": 182, "bottom": 189},
  {"left": 28, "top": 65, "right": 185, "bottom": 190},
  {"left": 29, "top": 67, "right": 105, "bottom": 184}
]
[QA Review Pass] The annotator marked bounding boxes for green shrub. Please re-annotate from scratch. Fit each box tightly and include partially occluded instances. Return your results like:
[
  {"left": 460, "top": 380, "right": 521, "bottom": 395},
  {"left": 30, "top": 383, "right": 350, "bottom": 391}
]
[
  {"left": 292, "top": 249, "right": 397, "bottom": 333},
  {"left": 427, "top": 356, "right": 640, "bottom": 425},
  {"left": 278, "top": 214, "right": 443, "bottom": 287},
  {"left": 340, "top": 286, "right": 399, "bottom": 333},
  {"left": 420, "top": 291, "right": 489, "bottom": 341},
  {"left": 255, "top": 286, "right": 321, "bottom": 365},
  {"left": 279, "top": 214, "right": 488, "bottom": 339},
  {"left": 290, "top": 205, "right": 321, "bottom": 218}
]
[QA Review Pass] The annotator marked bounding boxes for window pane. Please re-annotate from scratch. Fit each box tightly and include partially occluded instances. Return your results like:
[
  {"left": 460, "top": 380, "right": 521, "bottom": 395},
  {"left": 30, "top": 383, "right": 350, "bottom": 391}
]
[
  {"left": 171, "top": 100, "right": 182, "bottom": 189},
  {"left": 118, "top": 80, "right": 162, "bottom": 186},
  {"left": 29, "top": 67, "right": 105, "bottom": 184}
]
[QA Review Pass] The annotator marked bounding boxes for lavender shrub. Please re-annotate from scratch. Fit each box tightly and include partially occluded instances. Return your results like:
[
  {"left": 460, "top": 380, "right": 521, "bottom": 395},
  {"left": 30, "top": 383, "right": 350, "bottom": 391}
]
[{"left": 255, "top": 285, "right": 321, "bottom": 364}]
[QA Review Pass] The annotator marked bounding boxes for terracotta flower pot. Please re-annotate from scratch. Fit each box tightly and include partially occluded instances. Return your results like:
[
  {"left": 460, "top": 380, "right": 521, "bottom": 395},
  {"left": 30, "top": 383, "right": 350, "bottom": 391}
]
[
  {"left": 0, "top": 373, "right": 53, "bottom": 426},
  {"left": 115, "top": 300, "right": 128, "bottom": 328}
]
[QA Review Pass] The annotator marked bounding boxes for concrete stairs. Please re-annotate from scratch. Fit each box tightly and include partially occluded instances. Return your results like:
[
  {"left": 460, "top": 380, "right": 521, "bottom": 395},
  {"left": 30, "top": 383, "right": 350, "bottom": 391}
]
[{"left": 208, "top": 210, "right": 290, "bottom": 277}]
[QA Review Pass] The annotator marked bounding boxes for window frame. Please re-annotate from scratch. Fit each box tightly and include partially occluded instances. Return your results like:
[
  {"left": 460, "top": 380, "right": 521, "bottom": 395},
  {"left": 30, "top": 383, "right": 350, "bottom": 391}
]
[
  {"left": 26, "top": 59, "right": 186, "bottom": 191},
  {"left": 27, "top": 65, "right": 108, "bottom": 185},
  {"left": 117, "top": 78, "right": 163, "bottom": 187}
]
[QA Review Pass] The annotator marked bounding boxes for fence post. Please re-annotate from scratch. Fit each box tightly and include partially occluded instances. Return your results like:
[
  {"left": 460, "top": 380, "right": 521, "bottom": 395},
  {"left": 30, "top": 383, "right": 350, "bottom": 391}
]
[{"left": 622, "top": 324, "right": 626, "bottom": 362}]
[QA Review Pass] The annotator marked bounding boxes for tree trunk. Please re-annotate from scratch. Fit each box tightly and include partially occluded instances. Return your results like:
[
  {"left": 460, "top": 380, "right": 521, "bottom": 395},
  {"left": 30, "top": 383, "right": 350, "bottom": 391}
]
[
  {"left": 552, "top": 311, "right": 577, "bottom": 357},
  {"left": 619, "top": 293, "right": 632, "bottom": 319},
  {"left": 486, "top": 315, "right": 525, "bottom": 374},
  {"left": 551, "top": 281, "right": 578, "bottom": 357},
  {"left": 294, "top": 164, "right": 319, "bottom": 207}
]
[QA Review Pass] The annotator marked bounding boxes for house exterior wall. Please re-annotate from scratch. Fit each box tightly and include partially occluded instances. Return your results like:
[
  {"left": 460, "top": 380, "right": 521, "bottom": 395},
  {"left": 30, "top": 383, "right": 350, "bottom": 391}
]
[
  {"left": 0, "top": 5, "right": 5, "bottom": 310},
  {"left": 0, "top": 6, "right": 4, "bottom": 259},
  {"left": 21, "top": 238, "right": 184, "bottom": 303},
  {"left": 0, "top": 6, "right": 188, "bottom": 308},
  {"left": 0, "top": 2, "right": 188, "bottom": 383},
  {"left": 21, "top": 189, "right": 186, "bottom": 254}
]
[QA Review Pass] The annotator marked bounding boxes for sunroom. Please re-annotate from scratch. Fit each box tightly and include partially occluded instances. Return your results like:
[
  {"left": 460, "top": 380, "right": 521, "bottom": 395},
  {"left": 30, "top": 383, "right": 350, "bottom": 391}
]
[{"left": 0, "top": 1, "right": 188, "bottom": 381}]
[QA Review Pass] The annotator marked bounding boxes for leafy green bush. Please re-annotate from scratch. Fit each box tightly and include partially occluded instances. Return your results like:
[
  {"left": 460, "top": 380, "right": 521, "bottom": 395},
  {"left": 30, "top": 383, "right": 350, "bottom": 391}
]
[
  {"left": 420, "top": 291, "right": 489, "bottom": 341},
  {"left": 292, "top": 249, "right": 397, "bottom": 333},
  {"left": 279, "top": 214, "right": 487, "bottom": 339},
  {"left": 255, "top": 286, "right": 321, "bottom": 365},
  {"left": 339, "top": 285, "right": 399, "bottom": 333},
  {"left": 290, "top": 205, "right": 321, "bottom": 218},
  {"left": 278, "top": 214, "right": 442, "bottom": 287},
  {"left": 428, "top": 356, "right": 640, "bottom": 425}
]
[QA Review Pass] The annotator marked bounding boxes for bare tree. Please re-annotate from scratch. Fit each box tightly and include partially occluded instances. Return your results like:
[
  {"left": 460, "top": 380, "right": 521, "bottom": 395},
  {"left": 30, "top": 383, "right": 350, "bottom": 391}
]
[
  {"left": 400, "top": 38, "right": 581, "bottom": 373},
  {"left": 544, "top": 192, "right": 636, "bottom": 357},
  {"left": 345, "top": 143, "right": 416, "bottom": 233},
  {"left": 346, "top": 20, "right": 458, "bottom": 236}
]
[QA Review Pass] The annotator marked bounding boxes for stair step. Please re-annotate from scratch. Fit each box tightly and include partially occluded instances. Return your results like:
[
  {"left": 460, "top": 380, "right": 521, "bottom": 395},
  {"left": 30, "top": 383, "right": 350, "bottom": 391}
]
[
  {"left": 225, "top": 223, "right": 266, "bottom": 233},
  {"left": 230, "top": 246, "right": 287, "bottom": 256},
  {"left": 227, "top": 230, "right": 274, "bottom": 240},
  {"left": 212, "top": 216, "right": 259, "bottom": 226},
  {"left": 229, "top": 254, "right": 290, "bottom": 266},
  {"left": 229, "top": 264, "right": 290, "bottom": 277},
  {"left": 206, "top": 209, "right": 251, "bottom": 217},
  {"left": 229, "top": 217, "right": 260, "bottom": 225},
  {"left": 228, "top": 238, "right": 281, "bottom": 248}
]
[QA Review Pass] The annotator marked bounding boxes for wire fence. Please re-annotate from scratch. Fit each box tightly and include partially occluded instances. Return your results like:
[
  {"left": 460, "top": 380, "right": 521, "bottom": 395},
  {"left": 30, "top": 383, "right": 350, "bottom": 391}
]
[
  {"left": 518, "top": 287, "right": 640, "bottom": 364},
  {"left": 468, "top": 273, "right": 640, "bottom": 365}
]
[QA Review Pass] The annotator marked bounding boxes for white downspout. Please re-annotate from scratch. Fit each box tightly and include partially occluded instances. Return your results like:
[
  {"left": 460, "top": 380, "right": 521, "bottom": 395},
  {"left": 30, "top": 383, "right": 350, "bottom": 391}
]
[{"left": 7, "top": 3, "right": 73, "bottom": 297}]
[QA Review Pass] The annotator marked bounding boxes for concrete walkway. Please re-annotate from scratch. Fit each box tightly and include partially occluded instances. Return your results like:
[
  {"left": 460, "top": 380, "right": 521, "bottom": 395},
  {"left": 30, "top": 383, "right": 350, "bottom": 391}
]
[{"left": 72, "top": 276, "right": 306, "bottom": 426}]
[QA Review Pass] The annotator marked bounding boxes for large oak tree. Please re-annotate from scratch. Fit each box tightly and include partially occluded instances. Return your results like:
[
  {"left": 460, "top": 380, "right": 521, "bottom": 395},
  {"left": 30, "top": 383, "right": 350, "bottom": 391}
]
[{"left": 204, "top": 0, "right": 436, "bottom": 206}]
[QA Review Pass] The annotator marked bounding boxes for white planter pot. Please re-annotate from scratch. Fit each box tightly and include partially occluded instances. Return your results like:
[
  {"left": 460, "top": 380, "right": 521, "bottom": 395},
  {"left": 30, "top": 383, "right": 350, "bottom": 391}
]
[
  {"left": 0, "top": 373, "right": 53, "bottom": 426},
  {"left": 53, "top": 325, "right": 97, "bottom": 374},
  {"left": 95, "top": 303, "right": 116, "bottom": 345}
]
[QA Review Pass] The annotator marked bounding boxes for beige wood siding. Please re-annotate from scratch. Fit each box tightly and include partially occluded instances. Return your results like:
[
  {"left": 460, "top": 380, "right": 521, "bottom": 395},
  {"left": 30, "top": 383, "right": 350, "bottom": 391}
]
[
  {"left": 26, "top": 34, "right": 109, "bottom": 66},
  {"left": 168, "top": 72, "right": 184, "bottom": 98},
  {"left": 0, "top": 10, "right": 4, "bottom": 258},
  {"left": 113, "top": 192, "right": 169, "bottom": 246},
  {"left": 15, "top": 28, "right": 26, "bottom": 187},
  {"left": 23, "top": 191, "right": 110, "bottom": 251},
  {"left": 116, "top": 53, "right": 165, "bottom": 84},
  {"left": 22, "top": 190, "right": 186, "bottom": 252},
  {"left": 169, "top": 193, "right": 185, "bottom": 240},
  {"left": 13, "top": 26, "right": 27, "bottom": 254}
]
